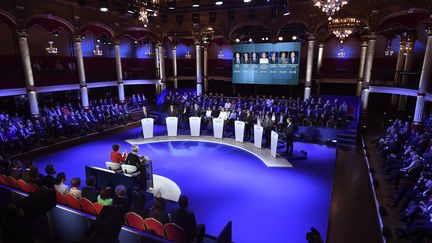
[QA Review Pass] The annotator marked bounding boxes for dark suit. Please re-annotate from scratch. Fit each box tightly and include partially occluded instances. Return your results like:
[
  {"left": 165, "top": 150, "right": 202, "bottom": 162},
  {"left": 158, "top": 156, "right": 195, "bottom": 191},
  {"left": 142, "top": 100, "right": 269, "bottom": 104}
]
[
  {"left": 170, "top": 208, "right": 197, "bottom": 243},
  {"left": 243, "top": 114, "right": 254, "bottom": 140},
  {"left": 126, "top": 153, "right": 141, "bottom": 167},
  {"left": 285, "top": 122, "right": 295, "bottom": 155},
  {"left": 82, "top": 186, "right": 99, "bottom": 203}
]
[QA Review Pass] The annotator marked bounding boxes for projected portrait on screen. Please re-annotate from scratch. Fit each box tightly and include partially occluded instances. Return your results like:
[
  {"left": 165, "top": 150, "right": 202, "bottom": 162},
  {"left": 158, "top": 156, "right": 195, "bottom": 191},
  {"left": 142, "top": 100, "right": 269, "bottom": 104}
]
[
  {"left": 242, "top": 52, "right": 250, "bottom": 64},
  {"left": 250, "top": 52, "right": 259, "bottom": 64},
  {"left": 234, "top": 52, "right": 241, "bottom": 64},
  {"left": 269, "top": 52, "right": 278, "bottom": 64},
  {"left": 289, "top": 51, "right": 299, "bottom": 64},
  {"left": 259, "top": 52, "right": 269, "bottom": 64},
  {"left": 279, "top": 52, "right": 288, "bottom": 64}
]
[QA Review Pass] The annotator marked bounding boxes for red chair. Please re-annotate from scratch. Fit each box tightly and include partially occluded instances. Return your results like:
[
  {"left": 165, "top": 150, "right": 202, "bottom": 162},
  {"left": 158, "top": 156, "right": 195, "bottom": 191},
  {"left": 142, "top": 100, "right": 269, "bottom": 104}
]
[
  {"left": 17, "top": 179, "right": 31, "bottom": 193},
  {"left": 79, "top": 198, "right": 97, "bottom": 215},
  {"left": 65, "top": 194, "right": 81, "bottom": 210},
  {"left": 164, "top": 223, "right": 186, "bottom": 243},
  {"left": 125, "top": 212, "right": 146, "bottom": 231},
  {"left": 144, "top": 218, "right": 165, "bottom": 238},
  {"left": 93, "top": 202, "right": 104, "bottom": 215},
  {"left": 8, "top": 177, "right": 19, "bottom": 189},
  {"left": 28, "top": 183, "right": 40, "bottom": 193},
  {"left": 56, "top": 191, "right": 69, "bottom": 206},
  {"left": 0, "top": 175, "right": 9, "bottom": 185}
]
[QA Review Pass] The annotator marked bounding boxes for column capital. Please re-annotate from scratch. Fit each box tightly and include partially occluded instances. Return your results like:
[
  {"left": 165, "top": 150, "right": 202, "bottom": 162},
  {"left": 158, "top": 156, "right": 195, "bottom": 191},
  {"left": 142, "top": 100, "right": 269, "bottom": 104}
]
[
  {"left": 361, "top": 41, "right": 368, "bottom": 47},
  {"left": 73, "top": 35, "right": 82, "bottom": 43},
  {"left": 418, "top": 92, "right": 427, "bottom": 97},
  {"left": 318, "top": 43, "right": 324, "bottom": 48},
  {"left": 17, "top": 30, "right": 28, "bottom": 38},
  {"left": 114, "top": 38, "right": 121, "bottom": 45},
  {"left": 172, "top": 45, "right": 177, "bottom": 50},
  {"left": 306, "top": 34, "right": 316, "bottom": 41}
]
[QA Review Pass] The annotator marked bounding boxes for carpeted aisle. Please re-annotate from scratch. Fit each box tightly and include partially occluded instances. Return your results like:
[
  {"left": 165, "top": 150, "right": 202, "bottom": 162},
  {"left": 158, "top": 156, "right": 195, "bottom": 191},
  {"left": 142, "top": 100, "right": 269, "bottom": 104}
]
[{"left": 34, "top": 126, "right": 336, "bottom": 243}]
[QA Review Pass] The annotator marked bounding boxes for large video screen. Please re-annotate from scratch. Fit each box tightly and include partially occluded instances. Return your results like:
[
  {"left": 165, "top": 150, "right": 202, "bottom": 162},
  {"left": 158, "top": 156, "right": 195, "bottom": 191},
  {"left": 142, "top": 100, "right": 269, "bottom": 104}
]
[{"left": 232, "top": 42, "right": 301, "bottom": 85}]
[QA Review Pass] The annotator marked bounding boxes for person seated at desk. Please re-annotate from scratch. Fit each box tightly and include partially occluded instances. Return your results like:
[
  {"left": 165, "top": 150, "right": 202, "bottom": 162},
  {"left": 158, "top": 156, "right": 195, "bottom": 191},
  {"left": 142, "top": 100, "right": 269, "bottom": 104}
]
[
  {"left": 111, "top": 144, "right": 126, "bottom": 164},
  {"left": 125, "top": 145, "right": 143, "bottom": 167}
]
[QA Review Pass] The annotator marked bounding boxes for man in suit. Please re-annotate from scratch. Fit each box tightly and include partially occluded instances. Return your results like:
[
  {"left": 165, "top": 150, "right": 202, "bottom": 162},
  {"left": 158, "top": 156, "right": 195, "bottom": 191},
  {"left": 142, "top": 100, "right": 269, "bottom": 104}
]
[
  {"left": 262, "top": 114, "right": 273, "bottom": 147},
  {"left": 289, "top": 51, "right": 298, "bottom": 64},
  {"left": 285, "top": 118, "right": 295, "bottom": 156},
  {"left": 82, "top": 176, "right": 99, "bottom": 203},
  {"left": 170, "top": 195, "right": 197, "bottom": 243},
  {"left": 242, "top": 52, "right": 250, "bottom": 64},
  {"left": 251, "top": 52, "right": 259, "bottom": 64},
  {"left": 234, "top": 52, "right": 241, "bottom": 64},
  {"left": 269, "top": 52, "right": 278, "bottom": 64},
  {"left": 243, "top": 110, "right": 254, "bottom": 140},
  {"left": 279, "top": 52, "right": 288, "bottom": 64}
]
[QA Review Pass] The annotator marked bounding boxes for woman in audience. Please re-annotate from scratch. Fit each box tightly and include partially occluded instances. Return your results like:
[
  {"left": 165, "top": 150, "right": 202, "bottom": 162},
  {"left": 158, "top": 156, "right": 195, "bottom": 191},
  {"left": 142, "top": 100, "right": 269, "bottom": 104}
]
[
  {"left": 148, "top": 196, "right": 169, "bottom": 224},
  {"left": 97, "top": 187, "right": 113, "bottom": 206},
  {"left": 110, "top": 144, "right": 127, "bottom": 164},
  {"left": 54, "top": 172, "right": 69, "bottom": 194},
  {"left": 69, "top": 177, "right": 81, "bottom": 198}
]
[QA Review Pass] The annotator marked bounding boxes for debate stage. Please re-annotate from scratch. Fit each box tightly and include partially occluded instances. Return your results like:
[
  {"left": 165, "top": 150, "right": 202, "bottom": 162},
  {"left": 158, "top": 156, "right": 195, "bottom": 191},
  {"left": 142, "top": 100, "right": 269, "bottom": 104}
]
[{"left": 33, "top": 125, "right": 336, "bottom": 243}]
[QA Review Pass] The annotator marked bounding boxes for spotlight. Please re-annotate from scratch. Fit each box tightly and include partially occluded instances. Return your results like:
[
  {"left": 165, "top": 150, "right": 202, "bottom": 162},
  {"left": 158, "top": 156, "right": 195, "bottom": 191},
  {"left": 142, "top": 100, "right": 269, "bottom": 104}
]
[
  {"left": 283, "top": 6, "right": 290, "bottom": 16},
  {"left": 147, "top": 0, "right": 154, "bottom": 12},
  {"left": 278, "top": 36, "right": 283, "bottom": 41},
  {"left": 235, "top": 38, "right": 240, "bottom": 43},
  {"left": 96, "top": 39, "right": 101, "bottom": 43},
  {"left": 244, "top": 0, "right": 251, "bottom": 2},
  {"left": 134, "top": 40, "right": 138, "bottom": 44},
  {"left": 248, "top": 38, "right": 252, "bottom": 42},
  {"left": 100, "top": 0, "right": 108, "bottom": 12},
  {"left": 292, "top": 35, "right": 297, "bottom": 40},
  {"left": 215, "top": 0, "right": 223, "bottom": 5},
  {"left": 262, "top": 37, "right": 265, "bottom": 41},
  {"left": 127, "top": 1, "right": 135, "bottom": 14},
  {"left": 167, "top": 0, "right": 176, "bottom": 9},
  {"left": 53, "top": 31, "right": 59, "bottom": 37},
  {"left": 192, "top": 0, "right": 200, "bottom": 7}
]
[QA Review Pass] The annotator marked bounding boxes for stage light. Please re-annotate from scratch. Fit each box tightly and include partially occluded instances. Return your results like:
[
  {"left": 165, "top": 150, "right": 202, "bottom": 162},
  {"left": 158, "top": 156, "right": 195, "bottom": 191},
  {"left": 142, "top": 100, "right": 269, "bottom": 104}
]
[
  {"left": 100, "top": 0, "right": 108, "bottom": 12},
  {"left": 96, "top": 39, "right": 101, "bottom": 43},
  {"left": 244, "top": 0, "right": 252, "bottom": 2},
  {"left": 248, "top": 38, "right": 252, "bottom": 42},
  {"left": 215, "top": 0, "right": 223, "bottom": 6},
  {"left": 127, "top": 1, "right": 134, "bottom": 14},
  {"left": 53, "top": 31, "right": 59, "bottom": 37},
  {"left": 278, "top": 36, "right": 283, "bottom": 41},
  {"left": 283, "top": 6, "right": 290, "bottom": 16},
  {"left": 292, "top": 35, "right": 297, "bottom": 40},
  {"left": 168, "top": 0, "right": 176, "bottom": 9},
  {"left": 134, "top": 40, "right": 138, "bottom": 44},
  {"left": 192, "top": 0, "right": 200, "bottom": 7},
  {"left": 235, "top": 38, "right": 240, "bottom": 43}
]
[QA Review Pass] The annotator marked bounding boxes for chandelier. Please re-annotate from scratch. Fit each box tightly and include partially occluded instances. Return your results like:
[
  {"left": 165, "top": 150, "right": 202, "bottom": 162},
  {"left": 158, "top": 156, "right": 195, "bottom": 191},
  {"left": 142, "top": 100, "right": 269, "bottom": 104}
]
[
  {"left": 93, "top": 45, "right": 103, "bottom": 56},
  {"left": 218, "top": 49, "right": 224, "bottom": 59},
  {"left": 137, "top": 0, "right": 159, "bottom": 27},
  {"left": 185, "top": 49, "right": 192, "bottom": 59},
  {"left": 46, "top": 41, "right": 58, "bottom": 54},
  {"left": 314, "top": 0, "right": 348, "bottom": 20},
  {"left": 329, "top": 18, "right": 363, "bottom": 42}
]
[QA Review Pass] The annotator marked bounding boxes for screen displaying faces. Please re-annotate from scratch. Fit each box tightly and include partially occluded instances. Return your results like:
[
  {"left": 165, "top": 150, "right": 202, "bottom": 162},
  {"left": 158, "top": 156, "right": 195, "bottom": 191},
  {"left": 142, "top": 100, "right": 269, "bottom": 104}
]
[{"left": 232, "top": 43, "right": 301, "bottom": 85}]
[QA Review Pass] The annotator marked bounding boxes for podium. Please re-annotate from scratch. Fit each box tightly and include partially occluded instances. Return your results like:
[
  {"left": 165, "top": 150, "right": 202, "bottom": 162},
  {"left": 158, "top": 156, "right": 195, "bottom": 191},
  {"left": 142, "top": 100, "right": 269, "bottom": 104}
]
[
  {"left": 166, "top": 117, "right": 178, "bottom": 137},
  {"left": 234, "top": 121, "right": 245, "bottom": 143},
  {"left": 254, "top": 125, "right": 263, "bottom": 148},
  {"left": 141, "top": 118, "right": 154, "bottom": 139},
  {"left": 270, "top": 130, "right": 279, "bottom": 158},
  {"left": 213, "top": 118, "right": 224, "bottom": 139},
  {"left": 189, "top": 117, "right": 201, "bottom": 137}
]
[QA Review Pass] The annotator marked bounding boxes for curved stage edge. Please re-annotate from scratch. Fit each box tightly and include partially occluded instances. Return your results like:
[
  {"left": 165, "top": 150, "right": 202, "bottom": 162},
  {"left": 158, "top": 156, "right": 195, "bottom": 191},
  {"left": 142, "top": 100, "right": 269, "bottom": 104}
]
[{"left": 125, "top": 135, "right": 293, "bottom": 168}]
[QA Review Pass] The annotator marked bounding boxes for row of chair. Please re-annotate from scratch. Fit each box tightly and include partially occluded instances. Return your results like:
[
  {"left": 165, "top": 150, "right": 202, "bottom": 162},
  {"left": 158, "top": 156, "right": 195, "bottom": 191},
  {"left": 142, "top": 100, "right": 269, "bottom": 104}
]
[
  {"left": 126, "top": 212, "right": 186, "bottom": 243},
  {"left": 0, "top": 174, "right": 187, "bottom": 243}
]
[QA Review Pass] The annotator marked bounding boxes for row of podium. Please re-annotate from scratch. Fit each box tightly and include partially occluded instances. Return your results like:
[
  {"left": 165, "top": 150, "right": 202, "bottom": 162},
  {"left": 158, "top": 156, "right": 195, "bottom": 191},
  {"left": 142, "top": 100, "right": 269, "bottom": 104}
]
[{"left": 141, "top": 117, "right": 280, "bottom": 158}]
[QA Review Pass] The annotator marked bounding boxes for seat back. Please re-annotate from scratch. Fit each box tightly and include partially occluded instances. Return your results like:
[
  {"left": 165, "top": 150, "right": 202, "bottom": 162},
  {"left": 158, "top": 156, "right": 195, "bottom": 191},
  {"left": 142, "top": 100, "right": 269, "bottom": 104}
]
[
  {"left": 56, "top": 191, "right": 69, "bottom": 206},
  {"left": 144, "top": 218, "right": 165, "bottom": 238},
  {"left": 28, "top": 183, "right": 40, "bottom": 193},
  {"left": 93, "top": 202, "right": 104, "bottom": 215},
  {"left": 105, "top": 162, "right": 121, "bottom": 171},
  {"left": 79, "top": 197, "right": 97, "bottom": 215},
  {"left": 164, "top": 223, "right": 186, "bottom": 243},
  {"left": 8, "top": 176, "right": 19, "bottom": 189},
  {"left": 17, "top": 179, "right": 31, "bottom": 193},
  {"left": 121, "top": 164, "right": 137, "bottom": 174},
  {"left": 65, "top": 194, "right": 81, "bottom": 210},
  {"left": 0, "top": 174, "right": 9, "bottom": 185},
  {"left": 125, "top": 212, "right": 146, "bottom": 231}
]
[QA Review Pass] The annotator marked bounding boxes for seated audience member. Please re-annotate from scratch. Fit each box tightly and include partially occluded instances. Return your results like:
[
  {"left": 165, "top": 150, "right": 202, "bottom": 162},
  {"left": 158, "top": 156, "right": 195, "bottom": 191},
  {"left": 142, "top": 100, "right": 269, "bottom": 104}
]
[
  {"left": 131, "top": 190, "right": 148, "bottom": 218},
  {"left": 170, "top": 195, "right": 197, "bottom": 243},
  {"left": 41, "top": 164, "right": 56, "bottom": 189},
  {"left": 21, "top": 161, "right": 34, "bottom": 182},
  {"left": 126, "top": 145, "right": 142, "bottom": 167},
  {"left": 97, "top": 187, "right": 113, "bottom": 206},
  {"left": 110, "top": 144, "right": 127, "bottom": 164},
  {"left": 9, "top": 160, "right": 22, "bottom": 180},
  {"left": 28, "top": 167, "right": 42, "bottom": 186},
  {"left": 82, "top": 176, "right": 99, "bottom": 203},
  {"left": 54, "top": 172, "right": 69, "bottom": 195},
  {"left": 69, "top": 177, "right": 82, "bottom": 198},
  {"left": 113, "top": 185, "right": 131, "bottom": 212},
  {"left": 148, "top": 197, "right": 169, "bottom": 224}
]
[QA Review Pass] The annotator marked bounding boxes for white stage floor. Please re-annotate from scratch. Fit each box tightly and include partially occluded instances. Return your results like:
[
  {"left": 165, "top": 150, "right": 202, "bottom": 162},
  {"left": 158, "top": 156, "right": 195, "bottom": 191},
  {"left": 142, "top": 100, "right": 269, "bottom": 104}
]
[{"left": 125, "top": 135, "right": 292, "bottom": 168}]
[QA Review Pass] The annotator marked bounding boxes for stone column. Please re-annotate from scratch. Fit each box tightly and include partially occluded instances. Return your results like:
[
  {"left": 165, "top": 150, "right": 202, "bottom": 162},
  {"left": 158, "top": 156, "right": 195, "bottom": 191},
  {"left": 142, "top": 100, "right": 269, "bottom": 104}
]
[
  {"left": 155, "top": 47, "right": 160, "bottom": 79},
  {"left": 195, "top": 41, "right": 203, "bottom": 95},
  {"left": 74, "top": 36, "right": 89, "bottom": 109},
  {"left": 18, "top": 31, "right": 39, "bottom": 118},
  {"left": 413, "top": 30, "right": 432, "bottom": 124},
  {"left": 158, "top": 43, "right": 166, "bottom": 91},
  {"left": 203, "top": 45, "right": 209, "bottom": 93},
  {"left": 114, "top": 40, "right": 125, "bottom": 103},
  {"left": 391, "top": 37, "right": 407, "bottom": 105},
  {"left": 304, "top": 36, "right": 315, "bottom": 101},
  {"left": 398, "top": 36, "right": 415, "bottom": 111},
  {"left": 361, "top": 34, "right": 377, "bottom": 111},
  {"left": 316, "top": 43, "right": 324, "bottom": 75},
  {"left": 172, "top": 45, "right": 178, "bottom": 89},
  {"left": 356, "top": 41, "right": 368, "bottom": 96}
]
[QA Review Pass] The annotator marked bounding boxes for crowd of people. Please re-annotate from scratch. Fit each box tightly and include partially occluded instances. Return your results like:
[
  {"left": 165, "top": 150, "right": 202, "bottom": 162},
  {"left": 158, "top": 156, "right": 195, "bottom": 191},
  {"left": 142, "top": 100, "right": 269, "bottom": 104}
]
[
  {"left": 0, "top": 155, "right": 201, "bottom": 242},
  {"left": 375, "top": 118, "right": 432, "bottom": 241},
  {"left": 0, "top": 94, "right": 147, "bottom": 156}
]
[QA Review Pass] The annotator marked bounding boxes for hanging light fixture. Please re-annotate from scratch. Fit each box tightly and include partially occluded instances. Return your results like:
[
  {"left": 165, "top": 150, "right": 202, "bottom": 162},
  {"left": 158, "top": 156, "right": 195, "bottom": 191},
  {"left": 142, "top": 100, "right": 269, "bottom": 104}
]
[
  {"left": 99, "top": 0, "right": 108, "bottom": 12},
  {"left": 46, "top": 41, "right": 58, "bottom": 54},
  {"left": 185, "top": 48, "right": 192, "bottom": 59},
  {"left": 337, "top": 43, "right": 345, "bottom": 58},
  {"left": 93, "top": 45, "right": 103, "bottom": 56},
  {"left": 215, "top": 0, "right": 223, "bottom": 6},
  {"left": 218, "top": 49, "right": 224, "bottom": 59},
  {"left": 192, "top": 0, "right": 200, "bottom": 7},
  {"left": 313, "top": 0, "right": 348, "bottom": 20},
  {"left": 329, "top": 18, "right": 363, "bottom": 42}
]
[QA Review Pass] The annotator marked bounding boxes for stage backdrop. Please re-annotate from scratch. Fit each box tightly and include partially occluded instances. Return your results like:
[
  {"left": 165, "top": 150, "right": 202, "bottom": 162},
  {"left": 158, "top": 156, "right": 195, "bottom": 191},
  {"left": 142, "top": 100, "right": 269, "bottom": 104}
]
[{"left": 232, "top": 42, "right": 301, "bottom": 85}]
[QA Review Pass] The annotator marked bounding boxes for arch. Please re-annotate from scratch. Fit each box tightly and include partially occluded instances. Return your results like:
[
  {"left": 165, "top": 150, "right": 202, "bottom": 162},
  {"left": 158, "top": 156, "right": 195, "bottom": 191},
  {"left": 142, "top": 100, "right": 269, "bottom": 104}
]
[
  {"left": 229, "top": 21, "right": 273, "bottom": 40},
  {"left": 378, "top": 8, "right": 430, "bottom": 31},
  {"left": 26, "top": 14, "right": 74, "bottom": 33},
  {"left": 81, "top": 21, "right": 115, "bottom": 38},
  {"left": 0, "top": 9, "right": 17, "bottom": 28},
  {"left": 120, "top": 27, "right": 157, "bottom": 41},
  {"left": 276, "top": 20, "right": 309, "bottom": 37}
]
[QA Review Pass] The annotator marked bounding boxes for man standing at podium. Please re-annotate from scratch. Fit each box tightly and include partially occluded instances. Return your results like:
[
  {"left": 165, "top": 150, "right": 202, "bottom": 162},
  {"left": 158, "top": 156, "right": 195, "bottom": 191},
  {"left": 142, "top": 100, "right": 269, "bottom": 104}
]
[{"left": 284, "top": 118, "right": 295, "bottom": 156}]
